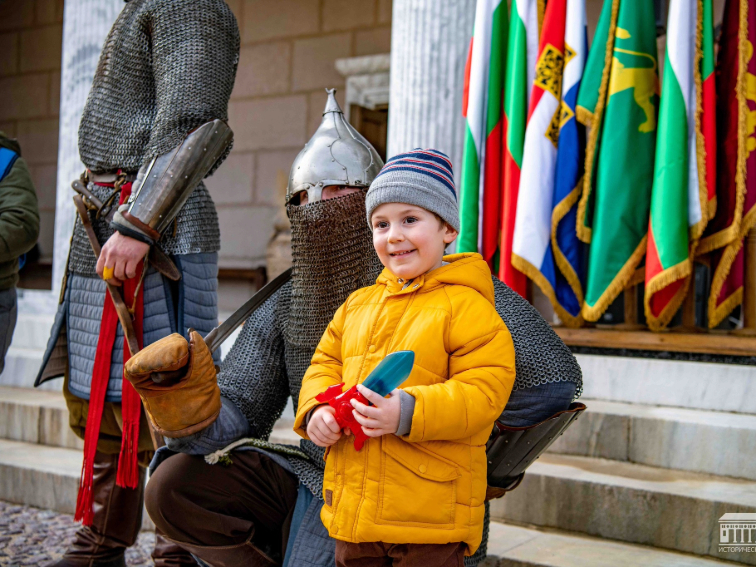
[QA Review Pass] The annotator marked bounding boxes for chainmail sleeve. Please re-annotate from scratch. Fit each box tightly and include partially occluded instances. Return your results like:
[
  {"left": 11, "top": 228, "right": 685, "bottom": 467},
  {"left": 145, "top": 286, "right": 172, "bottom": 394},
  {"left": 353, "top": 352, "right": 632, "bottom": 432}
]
[
  {"left": 144, "top": 0, "right": 239, "bottom": 169},
  {"left": 492, "top": 276, "right": 583, "bottom": 397},
  {"left": 217, "top": 285, "right": 290, "bottom": 441}
]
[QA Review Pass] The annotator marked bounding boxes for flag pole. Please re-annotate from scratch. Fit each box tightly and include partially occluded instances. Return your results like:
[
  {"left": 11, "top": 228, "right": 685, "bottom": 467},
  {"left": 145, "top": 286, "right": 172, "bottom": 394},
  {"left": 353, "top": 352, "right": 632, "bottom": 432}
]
[{"left": 733, "top": 228, "right": 756, "bottom": 336}]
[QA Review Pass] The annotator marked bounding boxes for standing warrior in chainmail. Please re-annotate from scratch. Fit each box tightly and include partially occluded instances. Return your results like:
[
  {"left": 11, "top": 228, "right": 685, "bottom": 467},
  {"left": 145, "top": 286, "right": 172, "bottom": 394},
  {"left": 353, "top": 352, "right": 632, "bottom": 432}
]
[
  {"left": 124, "top": 90, "right": 583, "bottom": 567},
  {"left": 35, "top": 1, "right": 239, "bottom": 566}
]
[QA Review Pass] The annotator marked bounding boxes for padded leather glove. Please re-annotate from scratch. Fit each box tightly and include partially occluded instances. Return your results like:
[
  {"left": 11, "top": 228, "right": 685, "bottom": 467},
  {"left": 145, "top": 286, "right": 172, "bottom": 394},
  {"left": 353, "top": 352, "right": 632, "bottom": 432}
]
[{"left": 124, "top": 331, "right": 221, "bottom": 438}]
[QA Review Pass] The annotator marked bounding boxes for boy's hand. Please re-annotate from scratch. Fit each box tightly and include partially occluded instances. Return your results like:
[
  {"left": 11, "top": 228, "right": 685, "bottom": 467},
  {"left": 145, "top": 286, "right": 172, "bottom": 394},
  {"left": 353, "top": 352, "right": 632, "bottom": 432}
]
[
  {"left": 351, "top": 384, "right": 401, "bottom": 437},
  {"left": 307, "top": 405, "right": 343, "bottom": 447}
]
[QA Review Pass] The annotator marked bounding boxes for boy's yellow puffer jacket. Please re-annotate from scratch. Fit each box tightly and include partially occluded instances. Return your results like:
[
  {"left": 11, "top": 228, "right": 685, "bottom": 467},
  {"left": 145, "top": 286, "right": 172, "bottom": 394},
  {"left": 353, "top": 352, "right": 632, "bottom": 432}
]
[{"left": 294, "top": 253, "right": 516, "bottom": 555}]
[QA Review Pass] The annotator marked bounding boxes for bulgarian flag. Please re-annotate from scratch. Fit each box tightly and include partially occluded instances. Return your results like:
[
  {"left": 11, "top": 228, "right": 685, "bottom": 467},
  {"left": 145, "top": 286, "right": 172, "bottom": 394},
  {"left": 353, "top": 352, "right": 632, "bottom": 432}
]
[
  {"left": 498, "top": 0, "right": 541, "bottom": 297},
  {"left": 459, "top": 0, "right": 509, "bottom": 271},
  {"left": 698, "top": 0, "right": 756, "bottom": 327},
  {"left": 644, "top": 0, "right": 716, "bottom": 331},
  {"left": 511, "top": 0, "right": 571, "bottom": 317},
  {"left": 575, "top": 0, "right": 659, "bottom": 322}
]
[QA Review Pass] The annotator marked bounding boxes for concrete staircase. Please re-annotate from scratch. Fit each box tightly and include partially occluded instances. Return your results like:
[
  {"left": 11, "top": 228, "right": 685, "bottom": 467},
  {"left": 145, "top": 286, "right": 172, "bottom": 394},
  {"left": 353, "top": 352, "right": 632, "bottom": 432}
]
[{"left": 1, "top": 297, "right": 753, "bottom": 565}]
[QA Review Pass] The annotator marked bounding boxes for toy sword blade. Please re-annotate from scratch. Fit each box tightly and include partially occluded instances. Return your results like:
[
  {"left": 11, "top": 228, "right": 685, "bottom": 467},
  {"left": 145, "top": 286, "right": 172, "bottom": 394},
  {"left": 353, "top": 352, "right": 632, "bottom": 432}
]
[
  {"left": 361, "top": 350, "right": 415, "bottom": 396},
  {"left": 203, "top": 267, "right": 293, "bottom": 353}
]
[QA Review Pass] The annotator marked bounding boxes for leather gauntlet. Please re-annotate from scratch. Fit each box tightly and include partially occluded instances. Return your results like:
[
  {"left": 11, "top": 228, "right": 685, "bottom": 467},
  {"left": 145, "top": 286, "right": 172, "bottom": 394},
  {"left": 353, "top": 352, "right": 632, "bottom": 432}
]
[{"left": 124, "top": 331, "right": 221, "bottom": 438}]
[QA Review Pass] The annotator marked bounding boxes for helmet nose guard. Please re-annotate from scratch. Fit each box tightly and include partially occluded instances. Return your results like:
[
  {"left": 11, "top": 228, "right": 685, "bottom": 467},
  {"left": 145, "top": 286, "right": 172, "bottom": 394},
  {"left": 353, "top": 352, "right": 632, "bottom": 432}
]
[{"left": 286, "top": 88, "right": 384, "bottom": 205}]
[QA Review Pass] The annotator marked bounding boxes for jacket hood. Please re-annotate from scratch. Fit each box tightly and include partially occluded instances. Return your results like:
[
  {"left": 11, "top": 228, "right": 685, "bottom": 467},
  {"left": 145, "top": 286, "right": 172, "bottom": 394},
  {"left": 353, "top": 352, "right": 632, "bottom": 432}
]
[
  {"left": 377, "top": 252, "right": 495, "bottom": 304},
  {"left": 0, "top": 133, "right": 21, "bottom": 155}
]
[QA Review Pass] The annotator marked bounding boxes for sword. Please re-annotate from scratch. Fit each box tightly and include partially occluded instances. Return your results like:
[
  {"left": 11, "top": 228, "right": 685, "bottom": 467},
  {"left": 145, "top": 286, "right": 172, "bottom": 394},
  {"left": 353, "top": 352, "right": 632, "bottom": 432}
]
[{"left": 203, "top": 267, "right": 293, "bottom": 353}]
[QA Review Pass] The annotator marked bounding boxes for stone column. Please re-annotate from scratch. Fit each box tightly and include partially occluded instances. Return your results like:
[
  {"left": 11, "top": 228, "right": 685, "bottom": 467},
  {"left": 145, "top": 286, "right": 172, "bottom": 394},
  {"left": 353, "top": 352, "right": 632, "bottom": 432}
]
[
  {"left": 386, "top": 0, "right": 475, "bottom": 182},
  {"left": 52, "top": 0, "right": 123, "bottom": 294}
]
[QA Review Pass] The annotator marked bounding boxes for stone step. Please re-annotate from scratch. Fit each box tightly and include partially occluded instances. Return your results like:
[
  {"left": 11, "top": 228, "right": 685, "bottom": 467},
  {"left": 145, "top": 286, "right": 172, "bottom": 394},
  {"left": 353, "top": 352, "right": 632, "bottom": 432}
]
[
  {"left": 0, "top": 345, "right": 54, "bottom": 391},
  {"left": 577, "top": 354, "right": 756, "bottom": 414},
  {"left": 490, "top": 453, "right": 756, "bottom": 565},
  {"left": 9, "top": 312, "right": 55, "bottom": 350},
  {"left": 0, "top": 386, "right": 82, "bottom": 449},
  {"left": 0, "top": 438, "right": 153, "bottom": 530},
  {"left": 484, "top": 521, "right": 748, "bottom": 567},
  {"left": 549, "top": 399, "right": 756, "bottom": 481}
]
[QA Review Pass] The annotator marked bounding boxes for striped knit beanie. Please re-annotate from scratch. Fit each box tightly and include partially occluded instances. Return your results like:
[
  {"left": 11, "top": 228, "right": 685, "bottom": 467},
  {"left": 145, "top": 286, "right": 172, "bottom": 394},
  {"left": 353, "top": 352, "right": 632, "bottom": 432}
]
[{"left": 365, "top": 148, "right": 460, "bottom": 232}]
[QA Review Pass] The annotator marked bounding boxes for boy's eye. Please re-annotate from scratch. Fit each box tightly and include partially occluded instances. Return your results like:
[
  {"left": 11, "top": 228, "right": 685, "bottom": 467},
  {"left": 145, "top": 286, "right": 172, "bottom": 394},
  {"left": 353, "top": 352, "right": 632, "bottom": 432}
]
[
  {"left": 405, "top": 216, "right": 418, "bottom": 224},
  {"left": 376, "top": 221, "right": 389, "bottom": 229}
]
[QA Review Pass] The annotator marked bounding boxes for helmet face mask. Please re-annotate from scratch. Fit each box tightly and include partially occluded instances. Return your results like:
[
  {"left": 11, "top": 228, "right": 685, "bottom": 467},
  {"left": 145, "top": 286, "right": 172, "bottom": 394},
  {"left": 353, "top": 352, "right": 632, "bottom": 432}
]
[
  {"left": 286, "top": 88, "right": 384, "bottom": 206},
  {"left": 289, "top": 184, "right": 363, "bottom": 206}
]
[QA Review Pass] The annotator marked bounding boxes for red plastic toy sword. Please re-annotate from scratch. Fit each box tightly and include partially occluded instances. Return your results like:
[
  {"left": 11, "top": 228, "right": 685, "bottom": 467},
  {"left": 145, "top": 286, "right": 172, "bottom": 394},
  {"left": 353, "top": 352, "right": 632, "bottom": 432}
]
[{"left": 315, "top": 350, "right": 415, "bottom": 451}]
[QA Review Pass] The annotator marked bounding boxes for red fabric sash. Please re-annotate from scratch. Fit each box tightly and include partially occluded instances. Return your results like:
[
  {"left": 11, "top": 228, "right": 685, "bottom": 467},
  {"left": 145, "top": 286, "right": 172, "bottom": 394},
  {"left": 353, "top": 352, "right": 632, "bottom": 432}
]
[{"left": 75, "top": 181, "right": 144, "bottom": 525}]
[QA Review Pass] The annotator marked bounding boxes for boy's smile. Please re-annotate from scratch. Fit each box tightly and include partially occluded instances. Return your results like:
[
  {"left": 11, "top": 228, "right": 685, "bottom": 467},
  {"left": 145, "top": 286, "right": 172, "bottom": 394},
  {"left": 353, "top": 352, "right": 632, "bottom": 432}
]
[{"left": 371, "top": 203, "right": 457, "bottom": 281}]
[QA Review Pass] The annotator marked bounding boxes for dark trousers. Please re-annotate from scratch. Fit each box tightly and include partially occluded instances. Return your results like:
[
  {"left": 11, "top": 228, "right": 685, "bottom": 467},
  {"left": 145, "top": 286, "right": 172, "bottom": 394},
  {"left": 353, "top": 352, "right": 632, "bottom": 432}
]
[
  {"left": 335, "top": 541, "right": 465, "bottom": 567},
  {"left": 146, "top": 451, "right": 299, "bottom": 564},
  {"left": 0, "top": 286, "right": 16, "bottom": 375}
]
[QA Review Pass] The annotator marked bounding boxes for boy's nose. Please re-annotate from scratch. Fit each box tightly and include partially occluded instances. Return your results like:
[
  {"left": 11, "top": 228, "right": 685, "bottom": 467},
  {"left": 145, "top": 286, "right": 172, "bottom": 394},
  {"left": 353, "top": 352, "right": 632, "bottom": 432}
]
[{"left": 387, "top": 226, "right": 404, "bottom": 243}]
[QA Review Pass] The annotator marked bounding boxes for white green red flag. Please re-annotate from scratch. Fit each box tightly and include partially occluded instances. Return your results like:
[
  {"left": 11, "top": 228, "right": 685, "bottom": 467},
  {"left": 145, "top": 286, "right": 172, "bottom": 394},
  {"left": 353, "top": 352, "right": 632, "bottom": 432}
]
[
  {"left": 644, "top": 0, "right": 716, "bottom": 330},
  {"left": 459, "top": 0, "right": 509, "bottom": 271},
  {"left": 498, "top": 0, "right": 541, "bottom": 297},
  {"left": 511, "top": 0, "right": 587, "bottom": 327}
]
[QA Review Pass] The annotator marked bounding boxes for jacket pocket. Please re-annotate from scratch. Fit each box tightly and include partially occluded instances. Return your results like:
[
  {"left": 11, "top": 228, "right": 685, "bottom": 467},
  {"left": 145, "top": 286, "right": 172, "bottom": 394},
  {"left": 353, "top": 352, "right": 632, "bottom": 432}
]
[{"left": 377, "top": 435, "right": 460, "bottom": 527}]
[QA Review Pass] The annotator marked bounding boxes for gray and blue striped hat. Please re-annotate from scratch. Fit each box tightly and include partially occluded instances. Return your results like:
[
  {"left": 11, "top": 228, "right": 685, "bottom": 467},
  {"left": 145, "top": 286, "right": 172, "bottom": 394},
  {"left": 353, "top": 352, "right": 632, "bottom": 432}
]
[{"left": 365, "top": 148, "right": 460, "bottom": 232}]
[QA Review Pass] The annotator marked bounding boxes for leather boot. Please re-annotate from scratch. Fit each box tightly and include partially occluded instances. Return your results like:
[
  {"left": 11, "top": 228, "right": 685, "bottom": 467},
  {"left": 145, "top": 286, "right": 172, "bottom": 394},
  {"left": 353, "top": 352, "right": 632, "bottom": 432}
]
[
  {"left": 48, "top": 451, "right": 145, "bottom": 567},
  {"left": 158, "top": 534, "right": 277, "bottom": 567},
  {"left": 152, "top": 530, "right": 199, "bottom": 566}
]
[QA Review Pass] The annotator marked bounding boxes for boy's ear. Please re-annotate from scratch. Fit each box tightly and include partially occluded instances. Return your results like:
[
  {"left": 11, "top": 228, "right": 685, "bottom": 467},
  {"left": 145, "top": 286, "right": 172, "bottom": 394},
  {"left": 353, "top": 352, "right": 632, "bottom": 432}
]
[{"left": 443, "top": 223, "right": 458, "bottom": 244}]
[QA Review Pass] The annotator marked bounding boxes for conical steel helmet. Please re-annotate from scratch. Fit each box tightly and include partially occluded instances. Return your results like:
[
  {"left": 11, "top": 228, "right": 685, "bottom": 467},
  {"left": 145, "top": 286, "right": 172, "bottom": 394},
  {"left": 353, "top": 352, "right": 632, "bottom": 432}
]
[{"left": 286, "top": 88, "right": 384, "bottom": 204}]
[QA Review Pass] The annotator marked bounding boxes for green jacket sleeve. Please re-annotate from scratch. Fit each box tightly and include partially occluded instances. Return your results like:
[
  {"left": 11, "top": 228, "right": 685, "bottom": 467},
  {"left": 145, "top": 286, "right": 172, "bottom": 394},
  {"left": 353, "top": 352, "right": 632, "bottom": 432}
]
[{"left": 0, "top": 156, "right": 40, "bottom": 263}]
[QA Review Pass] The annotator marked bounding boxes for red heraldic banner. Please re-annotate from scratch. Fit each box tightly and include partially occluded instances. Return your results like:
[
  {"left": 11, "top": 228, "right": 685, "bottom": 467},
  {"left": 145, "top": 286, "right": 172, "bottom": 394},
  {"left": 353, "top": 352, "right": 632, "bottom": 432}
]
[{"left": 698, "top": 0, "right": 756, "bottom": 327}]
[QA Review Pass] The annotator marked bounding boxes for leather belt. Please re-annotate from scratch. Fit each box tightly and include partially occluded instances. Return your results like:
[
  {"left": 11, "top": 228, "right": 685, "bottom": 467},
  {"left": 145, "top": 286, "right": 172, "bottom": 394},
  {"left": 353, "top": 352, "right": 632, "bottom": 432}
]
[{"left": 87, "top": 170, "right": 137, "bottom": 184}]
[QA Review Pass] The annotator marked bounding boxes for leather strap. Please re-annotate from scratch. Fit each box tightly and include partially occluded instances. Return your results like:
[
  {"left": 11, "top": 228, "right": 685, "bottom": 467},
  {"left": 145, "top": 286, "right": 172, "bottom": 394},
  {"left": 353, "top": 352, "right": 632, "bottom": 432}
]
[
  {"left": 87, "top": 170, "right": 137, "bottom": 183},
  {"left": 122, "top": 210, "right": 162, "bottom": 242}
]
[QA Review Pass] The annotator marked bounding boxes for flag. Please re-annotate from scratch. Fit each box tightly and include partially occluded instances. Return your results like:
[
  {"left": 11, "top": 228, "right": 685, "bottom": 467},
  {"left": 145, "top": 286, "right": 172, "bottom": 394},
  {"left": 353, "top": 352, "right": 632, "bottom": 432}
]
[
  {"left": 498, "top": 0, "right": 541, "bottom": 297},
  {"left": 551, "top": 0, "right": 588, "bottom": 326},
  {"left": 459, "top": 0, "right": 509, "bottom": 271},
  {"left": 575, "top": 0, "right": 659, "bottom": 322},
  {"left": 698, "top": 0, "right": 756, "bottom": 327},
  {"left": 643, "top": 0, "right": 716, "bottom": 331},
  {"left": 512, "top": 0, "right": 586, "bottom": 327}
]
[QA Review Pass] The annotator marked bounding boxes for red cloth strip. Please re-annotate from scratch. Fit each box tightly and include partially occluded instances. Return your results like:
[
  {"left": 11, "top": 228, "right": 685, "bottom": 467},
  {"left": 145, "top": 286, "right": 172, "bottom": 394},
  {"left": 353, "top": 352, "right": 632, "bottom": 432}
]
[{"left": 75, "top": 181, "right": 144, "bottom": 525}]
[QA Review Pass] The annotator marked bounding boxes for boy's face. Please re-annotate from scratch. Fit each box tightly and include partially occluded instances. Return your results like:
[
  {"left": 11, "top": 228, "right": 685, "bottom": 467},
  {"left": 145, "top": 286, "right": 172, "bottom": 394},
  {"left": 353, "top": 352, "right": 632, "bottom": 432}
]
[{"left": 371, "top": 203, "right": 457, "bottom": 280}]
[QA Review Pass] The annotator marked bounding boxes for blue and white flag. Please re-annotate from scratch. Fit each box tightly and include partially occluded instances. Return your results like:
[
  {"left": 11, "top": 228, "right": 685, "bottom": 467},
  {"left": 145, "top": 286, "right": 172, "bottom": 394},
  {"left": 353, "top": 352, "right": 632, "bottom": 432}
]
[{"left": 549, "top": 0, "right": 587, "bottom": 326}]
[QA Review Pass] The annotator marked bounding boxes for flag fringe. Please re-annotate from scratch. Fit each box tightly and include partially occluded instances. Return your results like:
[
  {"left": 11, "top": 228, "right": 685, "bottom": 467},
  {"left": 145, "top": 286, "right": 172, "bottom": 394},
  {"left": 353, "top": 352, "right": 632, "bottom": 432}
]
[
  {"left": 581, "top": 235, "right": 648, "bottom": 322},
  {"left": 551, "top": 181, "right": 586, "bottom": 312},
  {"left": 577, "top": 0, "right": 621, "bottom": 244},
  {"left": 691, "top": 0, "right": 710, "bottom": 242},
  {"left": 511, "top": 253, "right": 584, "bottom": 327},
  {"left": 644, "top": 257, "right": 692, "bottom": 331},
  {"left": 708, "top": 206, "right": 756, "bottom": 327},
  {"left": 575, "top": 106, "right": 593, "bottom": 128}
]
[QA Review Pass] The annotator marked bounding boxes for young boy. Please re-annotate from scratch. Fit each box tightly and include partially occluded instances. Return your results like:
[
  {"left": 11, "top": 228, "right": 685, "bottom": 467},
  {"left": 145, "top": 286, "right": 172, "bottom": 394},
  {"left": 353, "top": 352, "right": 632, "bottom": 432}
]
[{"left": 293, "top": 149, "right": 516, "bottom": 567}]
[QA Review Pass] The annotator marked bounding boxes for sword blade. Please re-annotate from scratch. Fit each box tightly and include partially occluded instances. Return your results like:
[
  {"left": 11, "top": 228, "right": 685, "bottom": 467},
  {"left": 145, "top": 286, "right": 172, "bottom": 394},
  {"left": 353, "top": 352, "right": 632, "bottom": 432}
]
[{"left": 204, "top": 267, "right": 293, "bottom": 353}]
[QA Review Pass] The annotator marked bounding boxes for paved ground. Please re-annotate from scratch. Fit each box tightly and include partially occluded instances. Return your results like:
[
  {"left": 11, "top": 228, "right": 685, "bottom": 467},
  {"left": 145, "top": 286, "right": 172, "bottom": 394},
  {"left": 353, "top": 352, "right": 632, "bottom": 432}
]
[{"left": 0, "top": 501, "right": 154, "bottom": 566}]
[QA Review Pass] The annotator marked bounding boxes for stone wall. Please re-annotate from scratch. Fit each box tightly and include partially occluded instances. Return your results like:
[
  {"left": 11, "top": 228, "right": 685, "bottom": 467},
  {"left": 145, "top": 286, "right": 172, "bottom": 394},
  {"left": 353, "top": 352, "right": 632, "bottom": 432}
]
[
  {"left": 205, "top": 0, "right": 393, "bottom": 269},
  {"left": 0, "top": 0, "right": 64, "bottom": 263}
]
